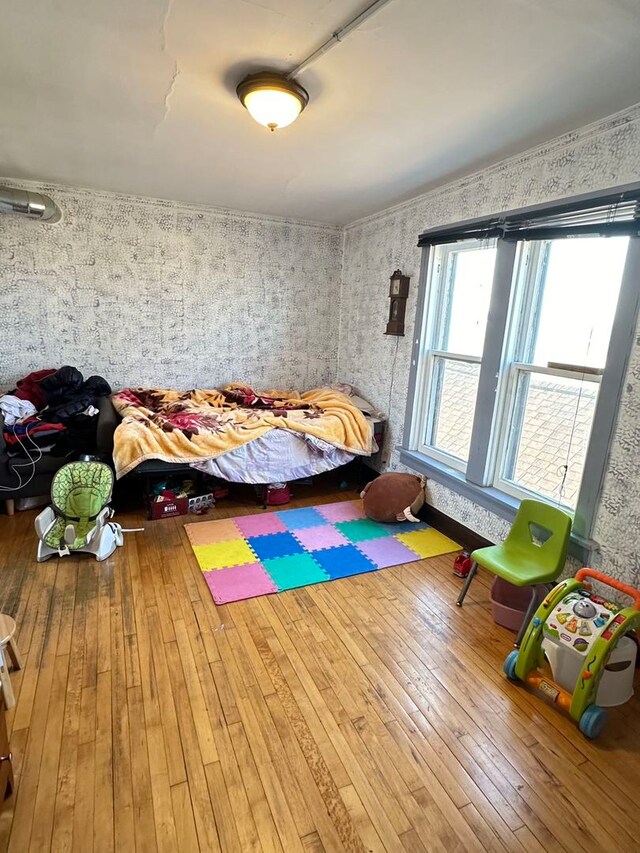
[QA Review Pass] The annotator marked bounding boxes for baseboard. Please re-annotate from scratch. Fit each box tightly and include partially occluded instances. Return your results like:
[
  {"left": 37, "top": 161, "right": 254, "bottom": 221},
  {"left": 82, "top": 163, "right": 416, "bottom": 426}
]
[{"left": 419, "top": 503, "right": 491, "bottom": 553}]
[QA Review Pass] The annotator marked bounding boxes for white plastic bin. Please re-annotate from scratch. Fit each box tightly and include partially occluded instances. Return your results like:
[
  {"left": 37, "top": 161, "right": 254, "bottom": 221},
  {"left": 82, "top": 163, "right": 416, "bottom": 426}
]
[{"left": 543, "top": 635, "right": 637, "bottom": 707}]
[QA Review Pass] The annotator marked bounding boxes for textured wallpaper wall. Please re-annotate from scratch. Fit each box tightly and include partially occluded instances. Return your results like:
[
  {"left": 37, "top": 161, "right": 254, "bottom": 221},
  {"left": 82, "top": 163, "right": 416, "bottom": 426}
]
[
  {"left": 0, "top": 182, "right": 342, "bottom": 391},
  {"left": 3, "top": 106, "right": 640, "bottom": 583},
  {"left": 338, "top": 104, "right": 640, "bottom": 585}
]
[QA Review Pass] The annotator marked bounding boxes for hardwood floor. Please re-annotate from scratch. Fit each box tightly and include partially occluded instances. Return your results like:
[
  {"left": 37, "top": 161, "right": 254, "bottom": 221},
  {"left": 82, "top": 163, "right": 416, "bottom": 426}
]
[{"left": 0, "top": 485, "right": 639, "bottom": 852}]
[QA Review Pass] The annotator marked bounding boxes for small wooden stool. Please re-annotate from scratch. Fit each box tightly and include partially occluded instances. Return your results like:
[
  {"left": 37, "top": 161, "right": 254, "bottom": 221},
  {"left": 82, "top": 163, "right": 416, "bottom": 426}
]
[{"left": 0, "top": 616, "right": 22, "bottom": 710}]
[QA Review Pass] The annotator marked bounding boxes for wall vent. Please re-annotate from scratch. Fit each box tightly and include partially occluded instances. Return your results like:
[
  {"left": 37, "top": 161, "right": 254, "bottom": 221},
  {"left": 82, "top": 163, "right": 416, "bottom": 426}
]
[{"left": 0, "top": 186, "right": 61, "bottom": 222}]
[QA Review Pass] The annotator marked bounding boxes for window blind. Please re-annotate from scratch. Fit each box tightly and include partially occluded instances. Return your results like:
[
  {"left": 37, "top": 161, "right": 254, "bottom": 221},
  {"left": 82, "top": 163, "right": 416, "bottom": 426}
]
[{"left": 417, "top": 187, "right": 640, "bottom": 247}]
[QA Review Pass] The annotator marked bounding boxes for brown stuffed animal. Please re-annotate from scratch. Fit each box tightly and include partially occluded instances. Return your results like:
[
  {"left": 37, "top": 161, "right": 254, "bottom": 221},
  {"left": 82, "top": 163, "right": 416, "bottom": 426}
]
[{"left": 360, "top": 473, "right": 427, "bottom": 523}]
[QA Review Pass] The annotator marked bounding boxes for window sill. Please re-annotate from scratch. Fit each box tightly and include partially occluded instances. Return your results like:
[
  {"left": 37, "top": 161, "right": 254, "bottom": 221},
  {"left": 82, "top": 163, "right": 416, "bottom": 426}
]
[{"left": 398, "top": 447, "right": 598, "bottom": 564}]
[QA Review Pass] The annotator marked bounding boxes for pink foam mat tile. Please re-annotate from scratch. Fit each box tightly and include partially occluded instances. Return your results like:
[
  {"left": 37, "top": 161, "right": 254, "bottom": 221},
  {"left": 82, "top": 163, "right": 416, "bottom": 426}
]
[
  {"left": 203, "top": 563, "right": 277, "bottom": 604},
  {"left": 317, "top": 500, "right": 366, "bottom": 523},
  {"left": 233, "top": 512, "right": 288, "bottom": 538}
]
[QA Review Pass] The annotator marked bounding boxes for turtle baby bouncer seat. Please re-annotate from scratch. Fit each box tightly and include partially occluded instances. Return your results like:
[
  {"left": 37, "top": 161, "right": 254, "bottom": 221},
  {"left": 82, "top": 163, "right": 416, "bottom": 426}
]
[{"left": 35, "top": 460, "right": 132, "bottom": 562}]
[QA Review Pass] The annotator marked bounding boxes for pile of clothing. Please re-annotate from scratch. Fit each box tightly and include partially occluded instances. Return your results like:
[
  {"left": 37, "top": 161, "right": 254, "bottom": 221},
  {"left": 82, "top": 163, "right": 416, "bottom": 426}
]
[{"left": 1, "top": 366, "right": 111, "bottom": 457}]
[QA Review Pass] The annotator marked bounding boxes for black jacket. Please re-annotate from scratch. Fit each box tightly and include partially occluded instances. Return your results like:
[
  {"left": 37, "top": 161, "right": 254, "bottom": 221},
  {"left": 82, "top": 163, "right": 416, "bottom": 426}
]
[{"left": 40, "top": 366, "right": 111, "bottom": 422}]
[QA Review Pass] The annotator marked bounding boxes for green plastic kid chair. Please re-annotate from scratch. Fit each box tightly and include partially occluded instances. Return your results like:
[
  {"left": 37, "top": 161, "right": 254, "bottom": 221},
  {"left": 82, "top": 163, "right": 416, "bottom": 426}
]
[{"left": 457, "top": 499, "right": 572, "bottom": 646}]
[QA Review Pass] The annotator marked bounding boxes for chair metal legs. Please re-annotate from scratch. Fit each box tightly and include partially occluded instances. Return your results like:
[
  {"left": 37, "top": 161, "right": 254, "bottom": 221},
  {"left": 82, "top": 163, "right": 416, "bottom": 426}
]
[
  {"left": 456, "top": 561, "right": 478, "bottom": 606},
  {"left": 514, "top": 586, "right": 540, "bottom": 647},
  {"left": 457, "top": 563, "right": 542, "bottom": 647}
]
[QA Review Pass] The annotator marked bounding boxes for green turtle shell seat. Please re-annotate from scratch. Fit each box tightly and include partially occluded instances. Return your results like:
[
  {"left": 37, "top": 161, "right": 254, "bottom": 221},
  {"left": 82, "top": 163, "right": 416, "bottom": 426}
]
[{"left": 35, "top": 461, "right": 122, "bottom": 562}]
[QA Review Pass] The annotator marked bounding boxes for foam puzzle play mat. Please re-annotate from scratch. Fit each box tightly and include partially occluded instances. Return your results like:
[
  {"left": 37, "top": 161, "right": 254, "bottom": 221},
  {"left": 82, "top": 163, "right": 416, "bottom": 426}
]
[{"left": 185, "top": 500, "right": 460, "bottom": 604}]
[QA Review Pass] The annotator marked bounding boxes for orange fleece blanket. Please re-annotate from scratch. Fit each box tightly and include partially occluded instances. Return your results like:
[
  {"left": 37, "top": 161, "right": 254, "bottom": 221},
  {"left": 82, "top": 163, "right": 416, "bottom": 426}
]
[{"left": 110, "top": 384, "right": 373, "bottom": 478}]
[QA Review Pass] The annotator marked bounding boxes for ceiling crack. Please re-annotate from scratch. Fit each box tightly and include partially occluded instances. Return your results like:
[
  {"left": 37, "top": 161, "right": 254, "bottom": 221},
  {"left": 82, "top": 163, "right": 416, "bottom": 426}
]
[
  {"left": 155, "top": 60, "right": 180, "bottom": 134},
  {"left": 156, "top": 0, "right": 179, "bottom": 134},
  {"left": 160, "top": 0, "right": 176, "bottom": 54}
]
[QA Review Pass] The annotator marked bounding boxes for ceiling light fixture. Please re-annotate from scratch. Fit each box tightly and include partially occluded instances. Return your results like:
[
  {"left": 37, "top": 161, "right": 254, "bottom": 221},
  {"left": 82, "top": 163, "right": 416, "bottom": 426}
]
[
  {"left": 235, "top": 0, "right": 396, "bottom": 132},
  {"left": 236, "top": 72, "right": 309, "bottom": 132}
]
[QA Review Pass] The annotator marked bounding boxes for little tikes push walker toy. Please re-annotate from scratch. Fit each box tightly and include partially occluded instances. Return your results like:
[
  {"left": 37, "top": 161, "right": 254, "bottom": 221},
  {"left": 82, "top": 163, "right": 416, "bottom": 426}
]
[{"left": 503, "top": 568, "right": 640, "bottom": 739}]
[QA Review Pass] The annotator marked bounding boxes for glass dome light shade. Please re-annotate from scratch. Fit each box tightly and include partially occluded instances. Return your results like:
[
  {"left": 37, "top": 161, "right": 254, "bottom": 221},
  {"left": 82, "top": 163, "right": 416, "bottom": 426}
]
[{"left": 237, "top": 72, "right": 309, "bottom": 131}]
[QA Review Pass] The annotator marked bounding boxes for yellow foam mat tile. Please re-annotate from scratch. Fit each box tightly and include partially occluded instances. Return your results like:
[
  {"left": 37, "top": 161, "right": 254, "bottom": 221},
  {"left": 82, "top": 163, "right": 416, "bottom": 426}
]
[
  {"left": 192, "top": 539, "right": 257, "bottom": 571},
  {"left": 396, "top": 528, "right": 460, "bottom": 559}
]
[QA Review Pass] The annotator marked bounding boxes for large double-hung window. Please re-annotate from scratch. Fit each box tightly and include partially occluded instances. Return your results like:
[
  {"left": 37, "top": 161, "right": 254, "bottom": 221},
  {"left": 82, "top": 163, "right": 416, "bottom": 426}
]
[
  {"left": 417, "top": 240, "right": 496, "bottom": 468},
  {"left": 402, "top": 187, "right": 640, "bottom": 556}
]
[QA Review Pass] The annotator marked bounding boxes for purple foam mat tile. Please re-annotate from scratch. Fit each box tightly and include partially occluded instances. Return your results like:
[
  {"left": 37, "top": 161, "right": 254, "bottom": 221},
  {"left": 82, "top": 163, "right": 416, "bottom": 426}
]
[
  {"left": 292, "top": 524, "right": 349, "bottom": 551},
  {"left": 356, "top": 537, "right": 421, "bottom": 569}
]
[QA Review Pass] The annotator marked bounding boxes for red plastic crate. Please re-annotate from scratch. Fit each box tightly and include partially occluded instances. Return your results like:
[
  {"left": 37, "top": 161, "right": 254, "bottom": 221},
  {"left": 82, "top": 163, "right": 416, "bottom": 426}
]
[{"left": 147, "top": 495, "right": 189, "bottom": 520}]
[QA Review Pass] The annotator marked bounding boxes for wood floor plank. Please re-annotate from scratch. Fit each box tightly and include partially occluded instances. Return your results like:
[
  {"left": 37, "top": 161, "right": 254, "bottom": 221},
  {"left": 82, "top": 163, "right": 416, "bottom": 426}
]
[
  {"left": 163, "top": 641, "right": 221, "bottom": 853},
  {"left": 10, "top": 561, "right": 58, "bottom": 735},
  {"left": 360, "top": 580, "right": 580, "bottom": 837},
  {"left": 204, "top": 761, "right": 242, "bottom": 853},
  {"left": 399, "top": 827, "right": 427, "bottom": 853},
  {"left": 265, "top": 694, "right": 340, "bottom": 845},
  {"left": 0, "top": 487, "right": 639, "bottom": 852},
  {"left": 228, "top": 721, "right": 281, "bottom": 853},
  {"left": 81, "top": 563, "right": 99, "bottom": 690},
  {"left": 321, "top": 587, "right": 532, "bottom": 850},
  {"left": 170, "top": 781, "right": 200, "bottom": 853},
  {"left": 51, "top": 561, "right": 88, "bottom": 853},
  {"left": 178, "top": 623, "right": 261, "bottom": 851},
  {"left": 127, "top": 685, "right": 159, "bottom": 853},
  {"left": 72, "top": 741, "right": 95, "bottom": 853},
  {"left": 172, "top": 617, "right": 219, "bottom": 766},
  {"left": 259, "top": 646, "right": 364, "bottom": 853},
  {"left": 113, "top": 522, "right": 144, "bottom": 750},
  {"left": 110, "top": 586, "right": 136, "bottom": 853},
  {"left": 144, "top": 608, "right": 187, "bottom": 785},
  {"left": 339, "top": 783, "right": 385, "bottom": 853},
  {"left": 29, "top": 657, "right": 70, "bottom": 853},
  {"left": 8, "top": 562, "right": 66, "bottom": 852},
  {"left": 216, "top": 631, "right": 304, "bottom": 852},
  {"left": 94, "top": 670, "right": 115, "bottom": 853},
  {"left": 310, "top": 589, "right": 495, "bottom": 849}
]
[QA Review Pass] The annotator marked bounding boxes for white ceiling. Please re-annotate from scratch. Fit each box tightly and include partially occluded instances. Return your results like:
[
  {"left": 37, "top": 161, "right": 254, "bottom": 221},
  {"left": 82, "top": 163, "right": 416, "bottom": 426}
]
[{"left": 1, "top": 0, "right": 640, "bottom": 224}]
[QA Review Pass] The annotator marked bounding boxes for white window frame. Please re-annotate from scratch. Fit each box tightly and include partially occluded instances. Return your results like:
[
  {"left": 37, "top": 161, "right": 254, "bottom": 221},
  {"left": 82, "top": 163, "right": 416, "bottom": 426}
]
[
  {"left": 412, "top": 239, "right": 496, "bottom": 473},
  {"left": 417, "top": 350, "right": 482, "bottom": 472},
  {"left": 494, "top": 362, "right": 602, "bottom": 508},
  {"left": 401, "top": 232, "right": 640, "bottom": 560}
]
